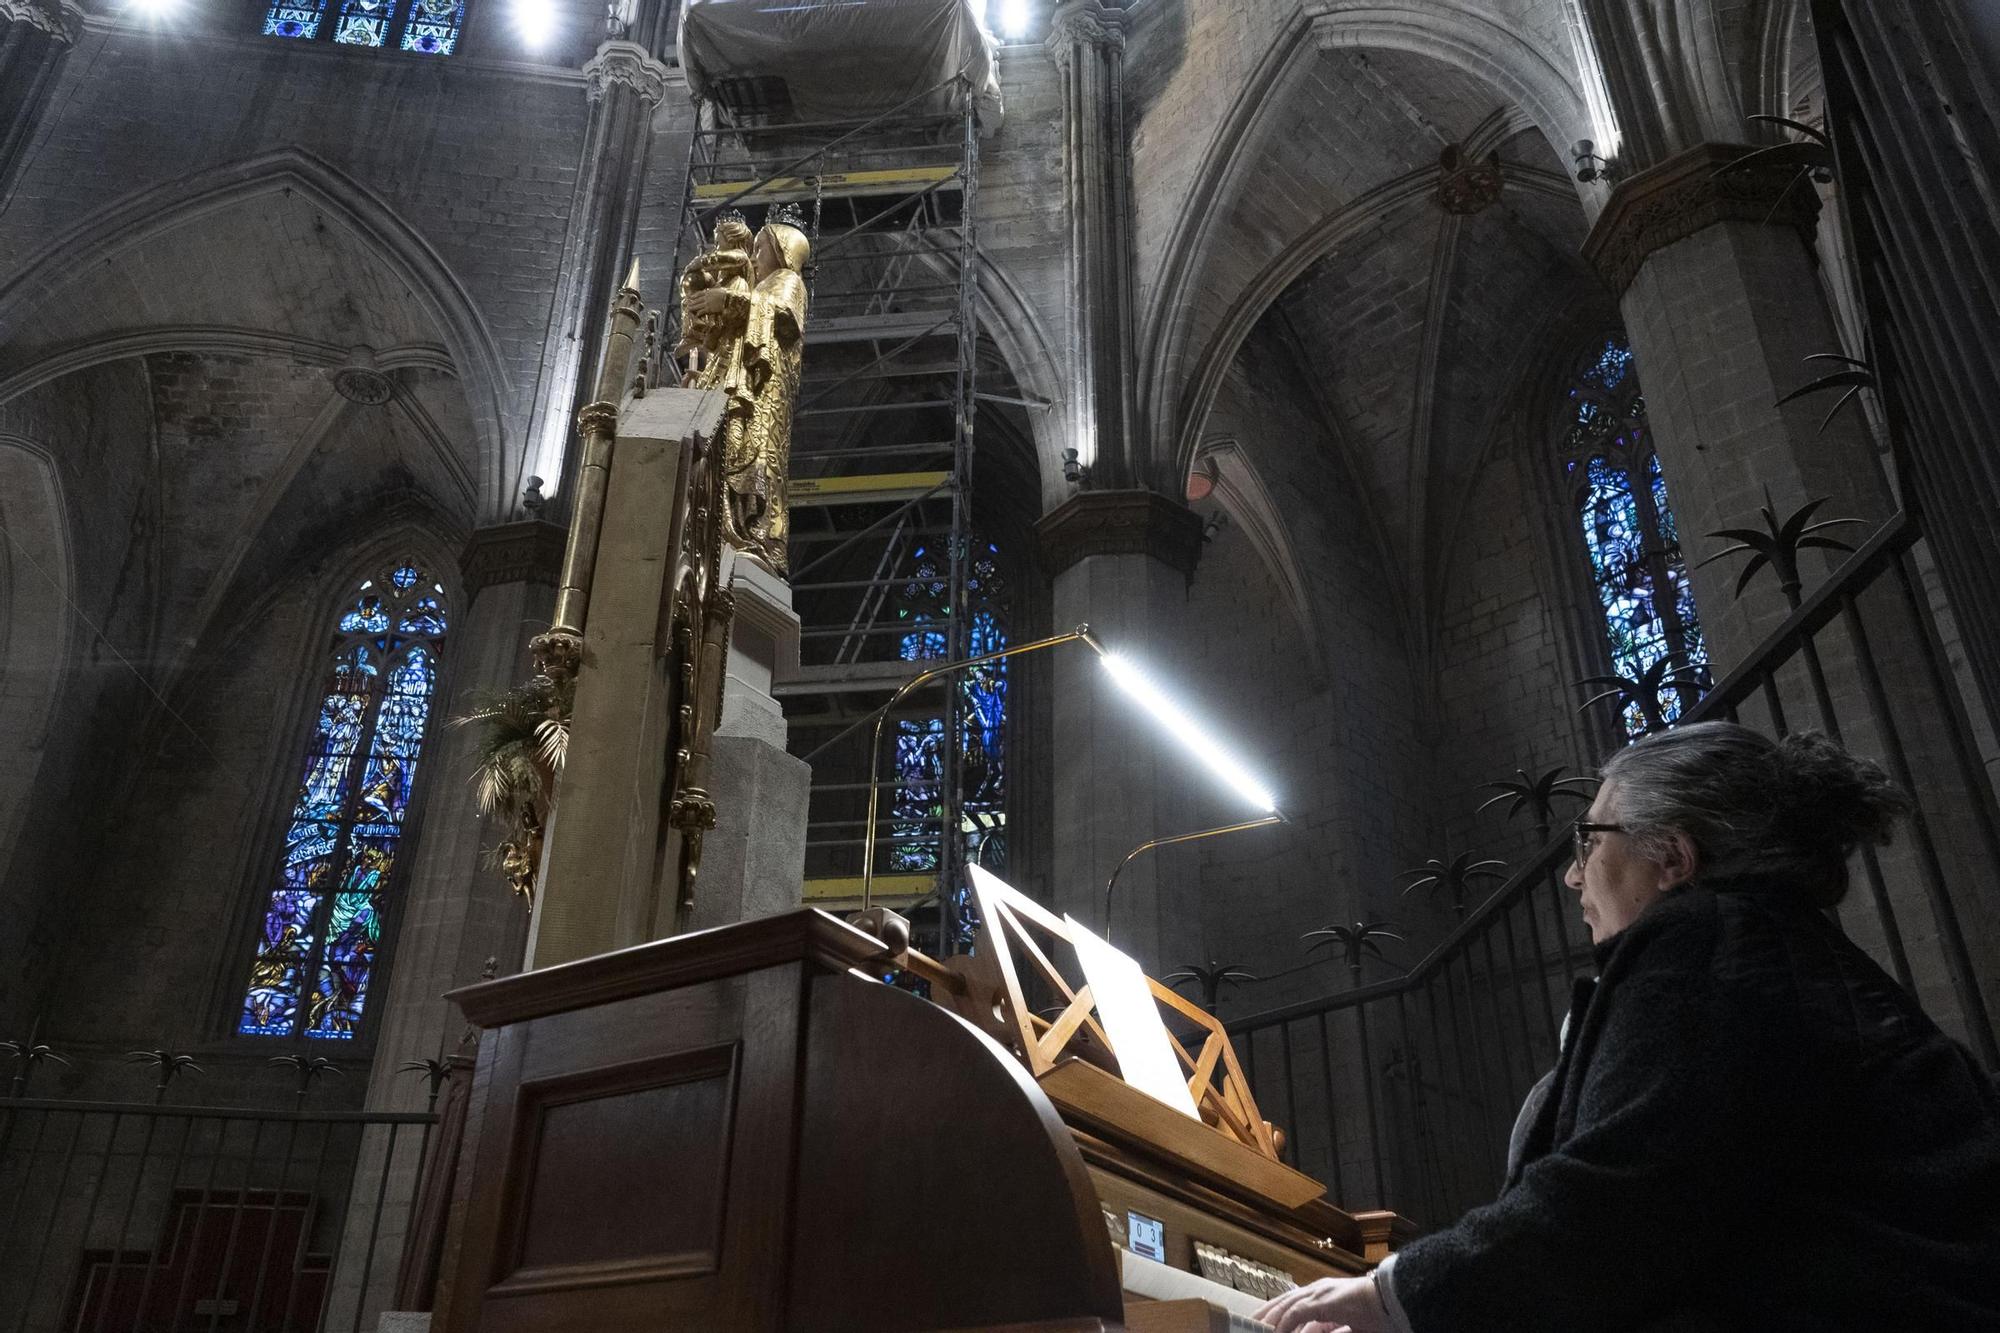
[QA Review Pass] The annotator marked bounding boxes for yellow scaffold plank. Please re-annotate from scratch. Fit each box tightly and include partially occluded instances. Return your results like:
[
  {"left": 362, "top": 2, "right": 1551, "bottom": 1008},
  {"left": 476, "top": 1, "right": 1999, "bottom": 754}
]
[
  {"left": 693, "top": 164, "right": 961, "bottom": 206},
  {"left": 788, "top": 471, "right": 951, "bottom": 506},
  {"left": 803, "top": 875, "right": 931, "bottom": 911}
]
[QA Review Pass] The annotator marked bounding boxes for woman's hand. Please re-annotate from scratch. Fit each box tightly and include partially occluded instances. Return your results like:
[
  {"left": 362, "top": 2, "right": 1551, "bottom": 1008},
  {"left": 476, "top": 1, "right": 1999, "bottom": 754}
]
[
  {"left": 1254, "top": 1275, "right": 1392, "bottom": 1333},
  {"left": 685, "top": 288, "right": 729, "bottom": 316}
]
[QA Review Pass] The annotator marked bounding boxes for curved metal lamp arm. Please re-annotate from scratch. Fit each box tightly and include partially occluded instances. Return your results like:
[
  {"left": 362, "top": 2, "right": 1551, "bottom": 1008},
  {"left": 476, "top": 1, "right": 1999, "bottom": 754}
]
[
  {"left": 1102, "top": 814, "right": 1285, "bottom": 943},
  {"left": 862, "top": 624, "right": 1104, "bottom": 910}
]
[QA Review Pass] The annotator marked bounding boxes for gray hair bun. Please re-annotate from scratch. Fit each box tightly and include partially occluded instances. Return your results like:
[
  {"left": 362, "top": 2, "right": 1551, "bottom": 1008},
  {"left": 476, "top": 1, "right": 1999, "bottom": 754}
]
[{"left": 1770, "top": 731, "right": 1910, "bottom": 859}]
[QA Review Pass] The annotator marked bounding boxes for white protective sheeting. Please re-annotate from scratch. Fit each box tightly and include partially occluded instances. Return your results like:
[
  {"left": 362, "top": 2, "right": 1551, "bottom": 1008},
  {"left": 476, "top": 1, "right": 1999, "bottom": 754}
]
[{"left": 679, "top": 0, "right": 1003, "bottom": 131}]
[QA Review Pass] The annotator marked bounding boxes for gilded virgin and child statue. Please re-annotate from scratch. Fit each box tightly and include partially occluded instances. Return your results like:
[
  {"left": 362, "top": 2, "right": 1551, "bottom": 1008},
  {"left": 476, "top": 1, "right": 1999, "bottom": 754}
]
[{"left": 677, "top": 212, "right": 811, "bottom": 576}]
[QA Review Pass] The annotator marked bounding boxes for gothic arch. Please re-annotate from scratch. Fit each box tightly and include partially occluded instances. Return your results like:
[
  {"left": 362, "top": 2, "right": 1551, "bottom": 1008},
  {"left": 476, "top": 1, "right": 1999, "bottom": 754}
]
[
  {"left": 978, "top": 256, "right": 1070, "bottom": 508},
  {"left": 0, "top": 149, "right": 512, "bottom": 514},
  {"left": 1138, "top": 2, "right": 1591, "bottom": 488}
]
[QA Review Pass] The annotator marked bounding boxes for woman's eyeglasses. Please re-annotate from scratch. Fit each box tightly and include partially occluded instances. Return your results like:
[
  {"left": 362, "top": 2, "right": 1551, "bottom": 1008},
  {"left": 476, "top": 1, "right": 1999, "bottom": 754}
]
[{"left": 1572, "top": 820, "right": 1626, "bottom": 865}]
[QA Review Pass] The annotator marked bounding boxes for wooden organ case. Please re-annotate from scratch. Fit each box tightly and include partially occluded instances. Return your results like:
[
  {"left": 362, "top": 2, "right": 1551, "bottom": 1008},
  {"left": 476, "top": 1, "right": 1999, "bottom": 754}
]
[{"left": 434, "top": 892, "right": 1407, "bottom": 1332}]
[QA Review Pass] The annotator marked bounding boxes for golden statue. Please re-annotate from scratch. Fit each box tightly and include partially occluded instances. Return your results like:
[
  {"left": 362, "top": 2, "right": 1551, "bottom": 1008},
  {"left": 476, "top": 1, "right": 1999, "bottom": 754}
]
[
  {"left": 681, "top": 218, "right": 811, "bottom": 576},
  {"left": 673, "top": 215, "right": 754, "bottom": 381}
]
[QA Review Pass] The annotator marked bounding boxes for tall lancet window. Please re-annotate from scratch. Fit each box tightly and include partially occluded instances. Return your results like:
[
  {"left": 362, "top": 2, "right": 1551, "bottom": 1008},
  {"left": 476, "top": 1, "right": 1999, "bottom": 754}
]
[
  {"left": 890, "top": 542, "right": 1009, "bottom": 877},
  {"left": 1559, "top": 337, "right": 1708, "bottom": 739},
  {"left": 239, "top": 563, "right": 448, "bottom": 1040}
]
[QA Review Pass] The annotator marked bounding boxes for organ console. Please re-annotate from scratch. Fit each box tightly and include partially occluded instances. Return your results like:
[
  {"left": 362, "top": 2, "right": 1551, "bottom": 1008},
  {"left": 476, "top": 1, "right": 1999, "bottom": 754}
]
[{"left": 431, "top": 886, "right": 1407, "bottom": 1332}]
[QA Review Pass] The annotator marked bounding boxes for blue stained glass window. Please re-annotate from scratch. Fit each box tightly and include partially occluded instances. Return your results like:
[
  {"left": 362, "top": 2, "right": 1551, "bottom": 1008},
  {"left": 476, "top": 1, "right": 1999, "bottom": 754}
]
[
  {"left": 332, "top": 0, "right": 393, "bottom": 46},
  {"left": 240, "top": 564, "right": 447, "bottom": 1039},
  {"left": 888, "top": 543, "right": 1010, "bottom": 885},
  {"left": 1560, "top": 338, "right": 1707, "bottom": 739},
  {"left": 261, "top": 0, "right": 467, "bottom": 53},
  {"left": 263, "top": 0, "right": 330, "bottom": 38},
  {"left": 399, "top": 0, "right": 464, "bottom": 54}
]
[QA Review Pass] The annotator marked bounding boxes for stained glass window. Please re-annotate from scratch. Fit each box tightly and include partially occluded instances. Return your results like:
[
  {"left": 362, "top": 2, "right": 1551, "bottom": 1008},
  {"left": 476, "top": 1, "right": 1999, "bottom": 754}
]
[
  {"left": 398, "top": 0, "right": 464, "bottom": 54},
  {"left": 1560, "top": 337, "right": 1707, "bottom": 739},
  {"left": 263, "top": 0, "right": 329, "bottom": 39},
  {"left": 889, "top": 542, "right": 1009, "bottom": 881},
  {"left": 332, "top": 0, "right": 393, "bottom": 46},
  {"left": 260, "top": 0, "right": 463, "bottom": 53},
  {"left": 239, "top": 563, "right": 447, "bottom": 1040}
]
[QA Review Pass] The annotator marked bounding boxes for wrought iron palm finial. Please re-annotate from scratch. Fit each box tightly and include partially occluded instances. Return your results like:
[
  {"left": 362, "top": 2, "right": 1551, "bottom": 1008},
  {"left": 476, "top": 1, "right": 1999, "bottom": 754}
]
[
  {"left": 1479, "top": 767, "right": 1597, "bottom": 840},
  {"left": 124, "top": 1049, "right": 205, "bottom": 1103},
  {"left": 1400, "top": 851, "right": 1509, "bottom": 919},
  {"left": 1302, "top": 921, "right": 1406, "bottom": 978},
  {"left": 1162, "top": 961, "right": 1260, "bottom": 1013},
  {"left": 400, "top": 1056, "right": 455, "bottom": 1112},
  {"left": 1576, "top": 656, "right": 1710, "bottom": 735},
  {"left": 1715, "top": 115, "right": 1836, "bottom": 222},
  {"left": 1699, "top": 491, "right": 1865, "bottom": 609},
  {"left": 2, "top": 1030, "right": 70, "bottom": 1098},
  {"left": 269, "top": 1053, "right": 345, "bottom": 1106},
  {"left": 1776, "top": 351, "right": 1876, "bottom": 436}
]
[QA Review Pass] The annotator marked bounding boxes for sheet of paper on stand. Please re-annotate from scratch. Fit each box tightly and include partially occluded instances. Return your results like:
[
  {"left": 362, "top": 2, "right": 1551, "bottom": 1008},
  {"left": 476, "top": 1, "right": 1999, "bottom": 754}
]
[{"left": 1066, "top": 910, "right": 1201, "bottom": 1118}]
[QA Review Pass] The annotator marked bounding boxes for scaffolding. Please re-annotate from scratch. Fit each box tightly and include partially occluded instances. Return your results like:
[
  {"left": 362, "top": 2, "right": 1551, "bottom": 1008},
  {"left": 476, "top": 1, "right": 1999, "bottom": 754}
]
[{"left": 668, "top": 72, "right": 991, "bottom": 953}]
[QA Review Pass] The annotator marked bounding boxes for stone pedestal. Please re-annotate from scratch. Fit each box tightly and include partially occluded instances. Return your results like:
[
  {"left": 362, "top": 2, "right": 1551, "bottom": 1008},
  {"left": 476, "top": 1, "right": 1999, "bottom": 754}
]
[
  {"left": 526, "top": 388, "right": 721, "bottom": 968},
  {"left": 681, "top": 552, "right": 809, "bottom": 933}
]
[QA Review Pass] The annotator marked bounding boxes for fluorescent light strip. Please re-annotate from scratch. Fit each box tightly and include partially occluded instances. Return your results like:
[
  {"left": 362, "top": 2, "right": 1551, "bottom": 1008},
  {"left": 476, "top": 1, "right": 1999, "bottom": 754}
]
[{"left": 1099, "top": 653, "right": 1278, "bottom": 814}]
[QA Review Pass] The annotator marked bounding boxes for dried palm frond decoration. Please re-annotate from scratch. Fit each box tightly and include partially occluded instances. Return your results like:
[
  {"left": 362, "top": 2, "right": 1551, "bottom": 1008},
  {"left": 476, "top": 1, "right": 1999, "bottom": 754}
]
[{"left": 455, "top": 672, "right": 573, "bottom": 908}]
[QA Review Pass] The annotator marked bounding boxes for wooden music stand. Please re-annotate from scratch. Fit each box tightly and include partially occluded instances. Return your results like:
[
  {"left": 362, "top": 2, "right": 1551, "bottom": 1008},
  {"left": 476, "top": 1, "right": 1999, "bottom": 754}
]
[{"left": 941, "top": 869, "right": 1323, "bottom": 1209}]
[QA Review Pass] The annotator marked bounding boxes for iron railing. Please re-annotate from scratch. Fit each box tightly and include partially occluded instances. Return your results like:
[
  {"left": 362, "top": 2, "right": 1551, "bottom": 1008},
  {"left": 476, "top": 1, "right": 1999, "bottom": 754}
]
[
  {"left": 0, "top": 1092, "right": 435, "bottom": 1333},
  {"left": 1226, "top": 512, "right": 2000, "bottom": 1227}
]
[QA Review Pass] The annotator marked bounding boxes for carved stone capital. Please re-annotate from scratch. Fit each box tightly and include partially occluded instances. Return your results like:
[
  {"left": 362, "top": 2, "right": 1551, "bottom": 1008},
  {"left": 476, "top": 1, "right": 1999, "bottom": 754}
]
[
  {"left": 575, "top": 399, "right": 621, "bottom": 438},
  {"left": 582, "top": 39, "right": 672, "bottom": 107},
  {"left": 0, "top": 0, "right": 82, "bottom": 41},
  {"left": 1048, "top": 0, "right": 1124, "bottom": 72},
  {"left": 461, "top": 519, "right": 566, "bottom": 593},
  {"left": 1582, "top": 141, "right": 1822, "bottom": 294},
  {"left": 1034, "top": 489, "right": 1204, "bottom": 580}
]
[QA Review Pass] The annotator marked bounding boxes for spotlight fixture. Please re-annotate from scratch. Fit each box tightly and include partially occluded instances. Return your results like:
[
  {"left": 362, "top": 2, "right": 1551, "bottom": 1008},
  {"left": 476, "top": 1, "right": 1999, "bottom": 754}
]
[
  {"left": 1572, "top": 138, "right": 1615, "bottom": 185},
  {"left": 1098, "top": 651, "right": 1279, "bottom": 815},
  {"left": 513, "top": 0, "right": 554, "bottom": 49},
  {"left": 1061, "top": 446, "right": 1090, "bottom": 486}
]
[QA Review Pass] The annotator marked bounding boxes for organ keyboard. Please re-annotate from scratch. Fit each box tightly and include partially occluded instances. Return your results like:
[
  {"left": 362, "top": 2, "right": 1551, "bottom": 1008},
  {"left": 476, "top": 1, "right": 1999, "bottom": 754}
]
[{"left": 433, "top": 903, "right": 1407, "bottom": 1332}]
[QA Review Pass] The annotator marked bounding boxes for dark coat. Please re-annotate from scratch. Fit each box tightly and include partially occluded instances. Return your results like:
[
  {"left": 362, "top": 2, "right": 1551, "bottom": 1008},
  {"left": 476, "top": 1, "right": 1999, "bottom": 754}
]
[{"left": 1389, "top": 881, "right": 2000, "bottom": 1332}]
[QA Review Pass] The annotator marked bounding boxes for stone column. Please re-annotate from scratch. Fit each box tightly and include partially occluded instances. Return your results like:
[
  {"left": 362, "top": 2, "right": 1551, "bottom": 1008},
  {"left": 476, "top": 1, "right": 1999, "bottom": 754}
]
[
  {"left": 0, "top": 0, "right": 81, "bottom": 201},
  {"left": 522, "top": 39, "right": 676, "bottom": 500},
  {"left": 676, "top": 553, "right": 810, "bottom": 934},
  {"left": 340, "top": 520, "right": 561, "bottom": 1330},
  {"left": 1036, "top": 490, "right": 1206, "bottom": 975},
  {"left": 1582, "top": 142, "right": 1890, "bottom": 654},
  {"left": 365, "top": 521, "right": 563, "bottom": 1096},
  {"left": 1048, "top": 0, "right": 1142, "bottom": 487}
]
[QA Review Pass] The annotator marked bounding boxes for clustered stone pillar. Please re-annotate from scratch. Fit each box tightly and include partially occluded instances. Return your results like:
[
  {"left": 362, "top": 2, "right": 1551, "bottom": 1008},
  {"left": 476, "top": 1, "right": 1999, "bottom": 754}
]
[
  {"left": 523, "top": 38, "right": 675, "bottom": 500},
  {"left": 0, "top": 0, "right": 81, "bottom": 202},
  {"left": 1035, "top": 490, "right": 1205, "bottom": 975},
  {"left": 1048, "top": 0, "right": 1140, "bottom": 487}
]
